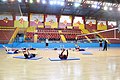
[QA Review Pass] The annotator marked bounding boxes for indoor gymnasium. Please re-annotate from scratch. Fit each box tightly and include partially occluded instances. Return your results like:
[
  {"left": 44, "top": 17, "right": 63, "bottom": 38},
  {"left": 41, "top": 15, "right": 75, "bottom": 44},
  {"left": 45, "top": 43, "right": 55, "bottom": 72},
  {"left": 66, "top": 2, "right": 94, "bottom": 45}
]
[{"left": 0, "top": 0, "right": 120, "bottom": 80}]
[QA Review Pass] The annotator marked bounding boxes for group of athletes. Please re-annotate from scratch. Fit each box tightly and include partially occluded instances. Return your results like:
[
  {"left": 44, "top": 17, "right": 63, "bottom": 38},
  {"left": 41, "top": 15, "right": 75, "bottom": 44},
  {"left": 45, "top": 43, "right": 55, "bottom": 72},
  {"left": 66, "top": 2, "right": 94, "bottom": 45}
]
[{"left": 2, "top": 38, "right": 108, "bottom": 60}]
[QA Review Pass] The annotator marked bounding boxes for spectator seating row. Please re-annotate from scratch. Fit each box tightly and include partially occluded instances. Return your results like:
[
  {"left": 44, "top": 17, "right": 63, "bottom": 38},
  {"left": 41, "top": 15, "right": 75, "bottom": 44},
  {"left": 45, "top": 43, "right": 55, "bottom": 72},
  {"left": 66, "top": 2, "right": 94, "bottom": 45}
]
[{"left": 26, "top": 28, "right": 120, "bottom": 43}]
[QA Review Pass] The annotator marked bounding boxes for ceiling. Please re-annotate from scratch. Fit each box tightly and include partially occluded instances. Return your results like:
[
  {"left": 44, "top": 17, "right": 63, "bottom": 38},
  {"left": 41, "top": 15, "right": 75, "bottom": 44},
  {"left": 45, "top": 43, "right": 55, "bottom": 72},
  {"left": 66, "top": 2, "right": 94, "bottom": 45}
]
[{"left": 0, "top": 0, "right": 120, "bottom": 21}]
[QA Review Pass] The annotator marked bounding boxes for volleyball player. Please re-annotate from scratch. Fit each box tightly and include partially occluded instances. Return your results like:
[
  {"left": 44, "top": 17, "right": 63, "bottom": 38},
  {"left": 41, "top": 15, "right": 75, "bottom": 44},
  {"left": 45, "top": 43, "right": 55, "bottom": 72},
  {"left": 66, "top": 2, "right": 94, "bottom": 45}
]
[
  {"left": 103, "top": 39, "right": 108, "bottom": 51},
  {"left": 99, "top": 39, "right": 103, "bottom": 51},
  {"left": 45, "top": 38, "right": 49, "bottom": 48}
]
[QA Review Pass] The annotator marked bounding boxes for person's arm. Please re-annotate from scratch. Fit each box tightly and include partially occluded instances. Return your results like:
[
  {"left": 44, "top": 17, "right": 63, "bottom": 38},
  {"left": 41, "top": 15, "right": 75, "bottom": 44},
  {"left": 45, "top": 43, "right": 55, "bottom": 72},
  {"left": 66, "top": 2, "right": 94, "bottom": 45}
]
[
  {"left": 26, "top": 49, "right": 30, "bottom": 55},
  {"left": 3, "top": 45, "right": 7, "bottom": 51},
  {"left": 23, "top": 51, "right": 25, "bottom": 54},
  {"left": 23, "top": 49, "right": 27, "bottom": 54}
]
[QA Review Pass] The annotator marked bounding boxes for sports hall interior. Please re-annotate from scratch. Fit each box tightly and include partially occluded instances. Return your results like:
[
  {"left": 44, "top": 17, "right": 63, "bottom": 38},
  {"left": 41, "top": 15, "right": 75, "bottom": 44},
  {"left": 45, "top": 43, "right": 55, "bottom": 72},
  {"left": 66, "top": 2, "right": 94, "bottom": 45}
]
[{"left": 0, "top": 0, "right": 120, "bottom": 80}]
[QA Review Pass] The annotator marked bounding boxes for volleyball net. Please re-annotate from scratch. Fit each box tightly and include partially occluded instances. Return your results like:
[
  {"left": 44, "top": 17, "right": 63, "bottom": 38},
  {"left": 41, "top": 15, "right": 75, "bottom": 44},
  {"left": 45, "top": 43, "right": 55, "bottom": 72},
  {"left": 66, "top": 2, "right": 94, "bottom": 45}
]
[{"left": 76, "top": 28, "right": 120, "bottom": 42}]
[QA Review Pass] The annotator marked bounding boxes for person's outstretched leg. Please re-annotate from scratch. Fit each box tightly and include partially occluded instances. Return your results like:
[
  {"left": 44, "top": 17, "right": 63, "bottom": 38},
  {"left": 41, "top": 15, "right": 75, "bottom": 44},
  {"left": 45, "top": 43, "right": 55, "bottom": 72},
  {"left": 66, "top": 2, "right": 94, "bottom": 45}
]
[
  {"left": 64, "top": 50, "right": 68, "bottom": 60},
  {"left": 103, "top": 46, "right": 105, "bottom": 51},
  {"left": 105, "top": 46, "right": 107, "bottom": 51},
  {"left": 66, "top": 49, "right": 68, "bottom": 57},
  {"left": 61, "top": 49, "right": 65, "bottom": 55}
]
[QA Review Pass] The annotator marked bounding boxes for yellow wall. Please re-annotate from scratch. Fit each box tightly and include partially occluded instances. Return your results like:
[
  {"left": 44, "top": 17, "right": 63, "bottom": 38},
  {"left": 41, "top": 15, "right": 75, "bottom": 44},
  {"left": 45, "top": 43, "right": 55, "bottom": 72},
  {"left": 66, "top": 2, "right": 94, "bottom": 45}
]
[
  {"left": 14, "top": 20, "right": 28, "bottom": 28},
  {"left": 97, "top": 25, "right": 107, "bottom": 30},
  {"left": 45, "top": 22, "right": 58, "bottom": 28},
  {"left": 27, "top": 27, "right": 36, "bottom": 32},
  {"left": 73, "top": 23, "right": 85, "bottom": 29},
  {"left": 67, "top": 26, "right": 73, "bottom": 29},
  {"left": 38, "top": 25, "right": 44, "bottom": 28}
]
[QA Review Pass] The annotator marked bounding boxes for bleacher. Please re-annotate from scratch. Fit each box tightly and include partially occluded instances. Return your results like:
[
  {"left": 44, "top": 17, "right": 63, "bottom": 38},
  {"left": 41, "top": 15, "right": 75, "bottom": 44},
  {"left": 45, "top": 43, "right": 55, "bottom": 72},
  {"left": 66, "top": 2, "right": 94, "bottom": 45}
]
[
  {"left": 0, "top": 27, "right": 16, "bottom": 44},
  {"left": 24, "top": 25, "right": 120, "bottom": 43},
  {"left": 25, "top": 28, "right": 82, "bottom": 42}
]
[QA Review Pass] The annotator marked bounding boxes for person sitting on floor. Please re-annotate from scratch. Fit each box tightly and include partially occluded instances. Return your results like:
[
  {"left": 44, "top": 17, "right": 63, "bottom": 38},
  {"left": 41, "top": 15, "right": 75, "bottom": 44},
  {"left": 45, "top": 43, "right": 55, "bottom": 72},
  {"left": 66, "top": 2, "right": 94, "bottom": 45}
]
[
  {"left": 75, "top": 46, "right": 85, "bottom": 51},
  {"left": 22, "top": 47, "right": 36, "bottom": 50},
  {"left": 23, "top": 49, "right": 36, "bottom": 59},
  {"left": 3, "top": 45, "right": 19, "bottom": 54},
  {"left": 29, "top": 47, "right": 36, "bottom": 50},
  {"left": 59, "top": 49, "right": 69, "bottom": 60}
]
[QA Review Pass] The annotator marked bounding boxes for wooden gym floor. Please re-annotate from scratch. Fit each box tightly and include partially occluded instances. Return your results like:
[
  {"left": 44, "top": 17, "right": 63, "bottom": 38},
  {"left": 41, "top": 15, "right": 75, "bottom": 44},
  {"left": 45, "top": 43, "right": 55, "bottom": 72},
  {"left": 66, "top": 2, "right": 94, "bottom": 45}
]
[{"left": 0, "top": 47, "right": 120, "bottom": 80}]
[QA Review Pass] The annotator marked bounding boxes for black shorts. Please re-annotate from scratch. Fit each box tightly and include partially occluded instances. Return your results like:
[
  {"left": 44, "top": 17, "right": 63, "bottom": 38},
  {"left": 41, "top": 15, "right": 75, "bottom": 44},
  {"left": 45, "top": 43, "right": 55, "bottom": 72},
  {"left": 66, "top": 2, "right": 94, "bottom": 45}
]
[
  {"left": 24, "top": 54, "right": 36, "bottom": 59},
  {"left": 79, "top": 49, "right": 85, "bottom": 51},
  {"left": 100, "top": 43, "right": 102, "bottom": 47},
  {"left": 46, "top": 43, "right": 48, "bottom": 46},
  {"left": 29, "top": 54, "right": 36, "bottom": 58},
  {"left": 59, "top": 55, "right": 67, "bottom": 60},
  {"left": 24, "top": 54, "right": 28, "bottom": 59}
]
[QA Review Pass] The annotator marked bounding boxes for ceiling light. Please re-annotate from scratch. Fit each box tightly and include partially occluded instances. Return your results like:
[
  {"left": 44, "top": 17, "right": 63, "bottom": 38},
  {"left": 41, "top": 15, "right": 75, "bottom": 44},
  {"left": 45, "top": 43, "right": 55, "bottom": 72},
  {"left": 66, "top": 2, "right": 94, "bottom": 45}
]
[
  {"left": 10, "top": 0, "right": 15, "bottom": 2},
  {"left": 18, "top": 0, "right": 22, "bottom": 2},
  {"left": 118, "top": 7, "right": 120, "bottom": 11},
  {"left": 25, "top": 0, "right": 28, "bottom": 2},
  {"left": 74, "top": 3, "right": 80, "bottom": 7},
  {"left": 86, "top": 1, "right": 90, "bottom": 4},
  {"left": 92, "top": 4, "right": 97, "bottom": 8},
  {"left": 53, "top": 1, "right": 57, "bottom": 5},
  {"left": 60, "top": 2, "right": 64, "bottom": 6},
  {"left": 2, "top": 0, "right": 7, "bottom": 2},
  {"left": 104, "top": 6, "right": 108, "bottom": 10},
  {"left": 29, "top": 0, "right": 33, "bottom": 3},
  {"left": 49, "top": 1, "right": 54, "bottom": 5},
  {"left": 36, "top": 0, "right": 40, "bottom": 3},
  {"left": 109, "top": 7, "right": 112, "bottom": 10},
  {"left": 97, "top": 6, "right": 100, "bottom": 9},
  {"left": 106, "top": 3, "right": 111, "bottom": 6},
  {"left": 94, "top": 1, "right": 98, "bottom": 5},
  {"left": 92, "top": 4, "right": 100, "bottom": 9},
  {"left": 56, "top": 1, "right": 61, "bottom": 5},
  {"left": 42, "top": 0, "right": 46, "bottom": 4}
]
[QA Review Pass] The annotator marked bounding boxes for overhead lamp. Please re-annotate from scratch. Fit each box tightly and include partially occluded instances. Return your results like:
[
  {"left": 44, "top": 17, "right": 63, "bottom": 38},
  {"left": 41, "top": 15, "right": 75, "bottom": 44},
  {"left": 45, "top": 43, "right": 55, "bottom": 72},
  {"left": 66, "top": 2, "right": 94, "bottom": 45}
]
[
  {"left": 56, "top": 1, "right": 61, "bottom": 5},
  {"left": 92, "top": 4, "right": 100, "bottom": 9},
  {"left": 68, "top": 3, "right": 73, "bottom": 6},
  {"left": 90, "top": 1, "right": 94, "bottom": 4},
  {"left": 29, "top": 0, "right": 33, "bottom": 3},
  {"left": 53, "top": 1, "right": 57, "bottom": 5},
  {"left": 49, "top": 1, "right": 54, "bottom": 5},
  {"left": 18, "top": 0, "right": 22, "bottom": 2},
  {"left": 42, "top": 0, "right": 46, "bottom": 4},
  {"left": 118, "top": 7, "right": 120, "bottom": 11},
  {"left": 88, "top": 5, "right": 91, "bottom": 8},
  {"left": 103, "top": 6, "right": 108, "bottom": 10},
  {"left": 10, "top": 0, "right": 15, "bottom": 2},
  {"left": 109, "top": 7, "right": 112, "bottom": 11},
  {"left": 86, "top": 1, "right": 90, "bottom": 4},
  {"left": 67, "top": 3, "right": 70, "bottom": 5},
  {"left": 92, "top": 4, "right": 97, "bottom": 8},
  {"left": 25, "top": 0, "right": 28, "bottom": 2},
  {"left": 93, "top": 1, "right": 98, "bottom": 5},
  {"left": 97, "top": 6, "right": 100, "bottom": 9},
  {"left": 36, "top": 0, "right": 40, "bottom": 3},
  {"left": 60, "top": 2, "right": 64, "bottom": 6},
  {"left": 2, "top": 0, "right": 7, "bottom": 2},
  {"left": 74, "top": 3, "right": 80, "bottom": 7},
  {"left": 112, "top": 3, "right": 117, "bottom": 7}
]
